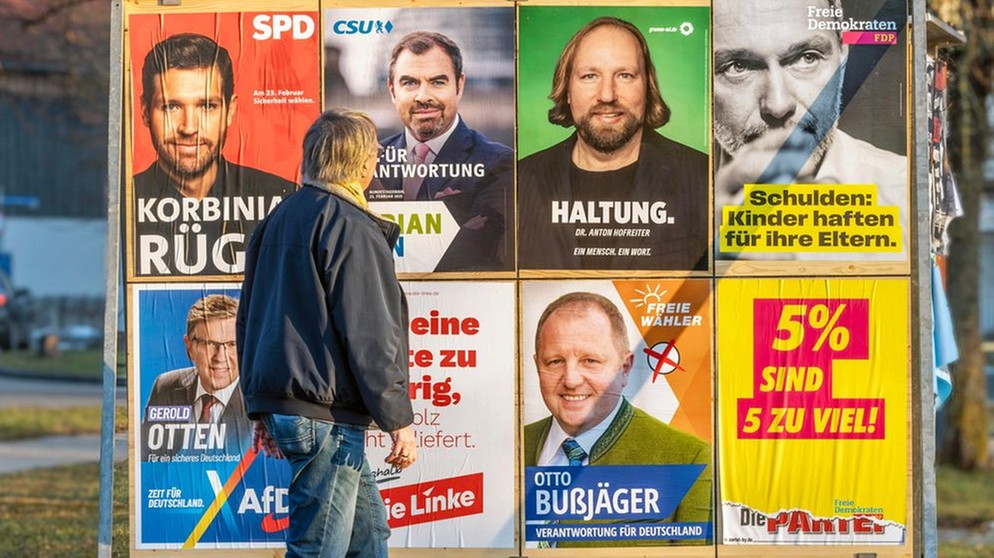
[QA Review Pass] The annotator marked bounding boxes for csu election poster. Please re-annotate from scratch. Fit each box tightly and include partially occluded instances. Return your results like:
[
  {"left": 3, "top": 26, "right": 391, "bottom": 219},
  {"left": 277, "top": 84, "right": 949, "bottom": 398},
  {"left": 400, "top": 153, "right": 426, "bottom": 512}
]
[
  {"left": 324, "top": 5, "right": 515, "bottom": 273},
  {"left": 517, "top": 5, "right": 710, "bottom": 272},
  {"left": 717, "top": 279, "right": 908, "bottom": 544},
  {"left": 521, "top": 280, "right": 713, "bottom": 548},
  {"left": 713, "top": 0, "right": 909, "bottom": 265},
  {"left": 126, "top": 10, "right": 319, "bottom": 279}
]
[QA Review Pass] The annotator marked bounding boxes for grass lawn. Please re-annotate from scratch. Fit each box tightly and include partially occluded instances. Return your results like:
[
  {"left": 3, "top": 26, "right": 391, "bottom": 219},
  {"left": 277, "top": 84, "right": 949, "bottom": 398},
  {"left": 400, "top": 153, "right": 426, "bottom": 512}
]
[{"left": 0, "top": 348, "right": 124, "bottom": 381}]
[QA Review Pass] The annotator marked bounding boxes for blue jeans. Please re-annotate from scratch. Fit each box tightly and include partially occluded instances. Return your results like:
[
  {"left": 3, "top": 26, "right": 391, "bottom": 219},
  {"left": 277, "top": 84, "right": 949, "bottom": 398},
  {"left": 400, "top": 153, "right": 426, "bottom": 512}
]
[{"left": 262, "top": 414, "right": 390, "bottom": 558}]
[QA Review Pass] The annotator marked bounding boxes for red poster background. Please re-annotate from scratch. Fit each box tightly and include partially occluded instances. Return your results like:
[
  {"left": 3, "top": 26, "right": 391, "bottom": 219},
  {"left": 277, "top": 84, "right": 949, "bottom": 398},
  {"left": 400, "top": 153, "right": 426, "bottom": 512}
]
[{"left": 128, "top": 12, "right": 321, "bottom": 184}]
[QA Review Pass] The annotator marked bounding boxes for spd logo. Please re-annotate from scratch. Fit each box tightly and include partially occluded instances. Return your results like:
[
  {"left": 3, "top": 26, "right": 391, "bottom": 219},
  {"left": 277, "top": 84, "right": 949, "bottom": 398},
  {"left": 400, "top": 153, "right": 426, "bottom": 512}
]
[
  {"left": 252, "top": 14, "right": 316, "bottom": 40},
  {"left": 332, "top": 20, "right": 394, "bottom": 35}
]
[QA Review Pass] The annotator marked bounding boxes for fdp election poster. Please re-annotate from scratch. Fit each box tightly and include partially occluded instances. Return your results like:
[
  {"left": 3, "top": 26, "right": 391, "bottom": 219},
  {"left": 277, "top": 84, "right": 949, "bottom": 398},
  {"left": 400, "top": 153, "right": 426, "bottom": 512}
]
[
  {"left": 131, "top": 283, "right": 290, "bottom": 549},
  {"left": 369, "top": 282, "right": 515, "bottom": 548},
  {"left": 517, "top": 5, "right": 710, "bottom": 272},
  {"left": 713, "top": 0, "right": 909, "bottom": 265},
  {"left": 325, "top": 6, "right": 515, "bottom": 273},
  {"left": 521, "top": 280, "right": 713, "bottom": 547},
  {"left": 126, "top": 10, "right": 320, "bottom": 279},
  {"left": 717, "top": 279, "right": 908, "bottom": 544}
]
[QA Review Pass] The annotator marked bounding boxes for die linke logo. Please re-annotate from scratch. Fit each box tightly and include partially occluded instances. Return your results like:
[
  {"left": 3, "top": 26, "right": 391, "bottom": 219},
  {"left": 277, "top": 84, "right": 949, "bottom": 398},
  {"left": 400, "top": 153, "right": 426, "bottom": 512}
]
[
  {"left": 332, "top": 19, "right": 394, "bottom": 35},
  {"left": 381, "top": 473, "right": 484, "bottom": 527}
]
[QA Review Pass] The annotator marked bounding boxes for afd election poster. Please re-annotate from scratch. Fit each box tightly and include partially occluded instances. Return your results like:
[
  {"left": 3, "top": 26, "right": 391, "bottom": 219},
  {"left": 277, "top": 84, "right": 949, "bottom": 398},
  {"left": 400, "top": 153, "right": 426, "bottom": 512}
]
[
  {"left": 717, "top": 279, "right": 908, "bottom": 544},
  {"left": 325, "top": 6, "right": 515, "bottom": 273},
  {"left": 713, "top": 0, "right": 909, "bottom": 265},
  {"left": 126, "top": 10, "right": 320, "bottom": 279},
  {"left": 521, "top": 280, "right": 713, "bottom": 547},
  {"left": 517, "top": 5, "right": 710, "bottom": 272},
  {"left": 368, "top": 281, "right": 515, "bottom": 548},
  {"left": 131, "top": 283, "right": 290, "bottom": 549}
]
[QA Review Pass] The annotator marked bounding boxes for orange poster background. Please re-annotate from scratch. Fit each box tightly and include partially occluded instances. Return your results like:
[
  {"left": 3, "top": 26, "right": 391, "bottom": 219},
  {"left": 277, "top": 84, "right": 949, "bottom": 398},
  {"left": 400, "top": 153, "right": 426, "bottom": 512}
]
[{"left": 128, "top": 12, "right": 321, "bottom": 184}]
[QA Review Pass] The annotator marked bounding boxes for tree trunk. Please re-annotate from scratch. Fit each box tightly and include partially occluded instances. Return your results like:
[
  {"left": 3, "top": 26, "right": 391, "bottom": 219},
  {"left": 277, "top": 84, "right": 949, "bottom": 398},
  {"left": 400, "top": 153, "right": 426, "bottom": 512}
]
[{"left": 934, "top": 0, "right": 991, "bottom": 470}]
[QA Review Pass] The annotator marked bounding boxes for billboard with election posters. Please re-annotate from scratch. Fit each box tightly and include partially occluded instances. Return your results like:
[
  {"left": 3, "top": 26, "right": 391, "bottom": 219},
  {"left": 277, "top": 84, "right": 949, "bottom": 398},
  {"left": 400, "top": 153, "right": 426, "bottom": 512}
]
[
  {"left": 521, "top": 280, "right": 713, "bottom": 548},
  {"left": 373, "top": 281, "right": 516, "bottom": 549},
  {"left": 126, "top": 8, "right": 320, "bottom": 279},
  {"left": 713, "top": 0, "right": 909, "bottom": 269},
  {"left": 131, "top": 283, "right": 291, "bottom": 549},
  {"left": 325, "top": 5, "right": 515, "bottom": 274},
  {"left": 717, "top": 278, "right": 909, "bottom": 545},
  {"left": 517, "top": 4, "right": 711, "bottom": 273}
]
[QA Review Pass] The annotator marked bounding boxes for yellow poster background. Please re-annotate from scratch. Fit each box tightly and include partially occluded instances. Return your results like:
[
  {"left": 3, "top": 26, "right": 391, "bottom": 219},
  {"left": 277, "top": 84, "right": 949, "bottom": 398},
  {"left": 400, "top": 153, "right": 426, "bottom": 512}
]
[{"left": 717, "top": 278, "right": 908, "bottom": 544}]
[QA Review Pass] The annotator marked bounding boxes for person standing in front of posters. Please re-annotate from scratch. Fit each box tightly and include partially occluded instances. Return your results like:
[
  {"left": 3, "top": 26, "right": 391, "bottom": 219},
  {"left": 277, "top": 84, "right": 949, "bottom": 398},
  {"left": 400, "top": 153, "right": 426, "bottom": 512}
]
[
  {"left": 237, "top": 109, "right": 416, "bottom": 558},
  {"left": 518, "top": 17, "right": 708, "bottom": 271},
  {"left": 712, "top": 0, "right": 907, "bottom": 258},
  {"left": 372, "top": 31, "right": 513, "bottom": 271},
  {"left": 524, "top": 292, "right": 711, "bottom": 547},
  {"left": 133, "top": 33, "right": 295, "bottom": 275}
]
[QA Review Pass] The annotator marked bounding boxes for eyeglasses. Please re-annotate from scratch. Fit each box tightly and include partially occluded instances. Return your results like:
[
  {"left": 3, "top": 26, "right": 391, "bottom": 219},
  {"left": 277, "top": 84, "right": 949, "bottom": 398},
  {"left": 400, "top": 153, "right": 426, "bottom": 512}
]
[{"left": 190, "top": 337, "right": 236, "bottom": 351}]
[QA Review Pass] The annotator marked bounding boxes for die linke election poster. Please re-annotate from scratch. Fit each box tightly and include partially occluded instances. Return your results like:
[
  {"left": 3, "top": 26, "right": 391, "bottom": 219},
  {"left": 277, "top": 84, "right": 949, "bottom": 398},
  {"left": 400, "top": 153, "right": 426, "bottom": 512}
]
[
  {"left": 713, "top": 0, "right": 909, "bottom": 264},
  {"left": 717, "top": 279, "right": 909, "bottom": 544},
  {"left": 325, "top": 6, "right": 515, "bottom": 273},
  {"left": 131, "top": 284, "right": 290, "bottom": 549},
  {"left": 126, "top": 10, "right": 320, "bottom": 279},
  {"left": 369, "top": 282, "right": 515, "bottom": 548},
  {"left": 517, "top": 5, "right": 710, "bottom": 272},
  {"left": 521, "top": 280, "right": 713, "bottom": 547}
]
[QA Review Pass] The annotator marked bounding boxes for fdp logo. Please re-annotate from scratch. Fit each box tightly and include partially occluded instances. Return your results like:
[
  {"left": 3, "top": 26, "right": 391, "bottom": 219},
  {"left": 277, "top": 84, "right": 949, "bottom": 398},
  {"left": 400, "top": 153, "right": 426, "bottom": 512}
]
[{"left": 332, "top": 20, "right": 394, "bottom": 35}]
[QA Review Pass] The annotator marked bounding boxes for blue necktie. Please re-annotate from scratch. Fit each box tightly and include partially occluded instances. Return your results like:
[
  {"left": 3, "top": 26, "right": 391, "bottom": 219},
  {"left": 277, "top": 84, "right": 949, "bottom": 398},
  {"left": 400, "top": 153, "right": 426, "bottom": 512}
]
[{"left": 561, "top": 438, "right": 587, "bottom": 466}]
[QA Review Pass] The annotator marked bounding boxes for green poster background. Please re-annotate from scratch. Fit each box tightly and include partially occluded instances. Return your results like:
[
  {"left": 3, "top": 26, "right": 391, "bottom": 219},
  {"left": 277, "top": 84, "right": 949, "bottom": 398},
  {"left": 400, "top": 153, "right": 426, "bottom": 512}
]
[{"left": 517, "top": 5, "right": 710, "bottom": 159}]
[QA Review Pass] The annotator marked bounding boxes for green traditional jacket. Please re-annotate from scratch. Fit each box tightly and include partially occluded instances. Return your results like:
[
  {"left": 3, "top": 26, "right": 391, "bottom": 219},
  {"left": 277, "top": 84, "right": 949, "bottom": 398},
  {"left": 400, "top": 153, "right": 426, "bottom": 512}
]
[{"left": 524, "top": 398, "right": 712, "bottom": 547}]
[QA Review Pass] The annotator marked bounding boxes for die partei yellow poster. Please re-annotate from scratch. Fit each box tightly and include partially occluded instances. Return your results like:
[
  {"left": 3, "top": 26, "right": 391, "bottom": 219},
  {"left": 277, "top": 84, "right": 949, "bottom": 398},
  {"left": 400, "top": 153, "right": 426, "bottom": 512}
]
[{"left": 717, "top": 279, "right": 908, "bottom": 545}]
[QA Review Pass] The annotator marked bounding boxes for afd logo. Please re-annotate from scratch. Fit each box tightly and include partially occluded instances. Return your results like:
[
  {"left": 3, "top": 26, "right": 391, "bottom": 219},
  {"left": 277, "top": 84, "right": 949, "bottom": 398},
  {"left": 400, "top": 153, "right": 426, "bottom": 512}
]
[{"left": 332, "top": 20, "right": 394, "bottom": 35}]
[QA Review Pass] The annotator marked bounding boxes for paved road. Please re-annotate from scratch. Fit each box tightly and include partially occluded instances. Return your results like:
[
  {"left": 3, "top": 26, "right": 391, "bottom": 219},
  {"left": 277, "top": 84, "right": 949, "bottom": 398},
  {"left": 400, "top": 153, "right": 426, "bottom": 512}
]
[{"left": 0, "top": 374, "right": 127, "bottom": 474}]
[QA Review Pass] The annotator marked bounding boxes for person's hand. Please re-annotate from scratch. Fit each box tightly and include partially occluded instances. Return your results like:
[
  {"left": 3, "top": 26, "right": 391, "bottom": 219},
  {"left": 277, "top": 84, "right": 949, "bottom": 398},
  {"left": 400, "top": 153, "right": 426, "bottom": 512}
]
[
  {"left": 385, "top": 426, "right": 417, "bottom": 469},
  {"left": 253, "top": 420, "right": 284, "bottom": 459}
]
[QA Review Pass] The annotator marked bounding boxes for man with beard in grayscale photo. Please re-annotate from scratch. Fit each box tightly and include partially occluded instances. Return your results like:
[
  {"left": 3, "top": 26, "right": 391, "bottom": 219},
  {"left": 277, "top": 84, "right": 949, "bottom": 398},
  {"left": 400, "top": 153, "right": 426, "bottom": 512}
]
[
  {"left": 517, "top": 17, "right": 708, "bottom": 271},
  {"left": 712, "top": 0, "right": 907, "bottom": 260}
]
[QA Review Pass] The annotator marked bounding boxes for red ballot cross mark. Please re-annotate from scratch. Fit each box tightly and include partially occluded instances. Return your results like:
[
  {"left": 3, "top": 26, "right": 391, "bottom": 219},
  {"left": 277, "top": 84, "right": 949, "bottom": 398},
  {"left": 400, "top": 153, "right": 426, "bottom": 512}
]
[{"left": 644, "top": 341, "right": 684, "bottom": 382}]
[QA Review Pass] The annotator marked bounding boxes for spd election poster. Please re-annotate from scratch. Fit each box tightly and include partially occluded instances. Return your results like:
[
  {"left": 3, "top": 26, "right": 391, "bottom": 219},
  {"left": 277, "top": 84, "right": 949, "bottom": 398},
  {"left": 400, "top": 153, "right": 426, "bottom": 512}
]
[
  {"left": 131, "top": 283, "right": 290, "bottom": 549},
  {"left": 325, "top": 6, "right": 515, "bottom": 274},
  {"left": 713, "top": 0, "right": 909, "bottom": 266},
  {"left": 717, "top": 278, "right": 908, "bottom": 544},
  {"left": 126, "top": 10, "right": 320, "bottom": 279},
  {"left": 521, "top": 280, "right": 713, "bottom": 548},
  {"left": 369, "top": 281, "right": 516, "bottom": 548}
]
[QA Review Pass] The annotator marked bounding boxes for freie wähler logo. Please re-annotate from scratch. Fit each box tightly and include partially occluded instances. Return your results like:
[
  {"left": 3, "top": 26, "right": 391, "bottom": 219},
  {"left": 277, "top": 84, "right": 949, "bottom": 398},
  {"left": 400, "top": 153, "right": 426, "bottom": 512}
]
[
  {"left": 647, "top": 22, "right": 695, "bottom": 36},
  {"left": 332, "top": 19, "right": 394, "bottom": 35}
]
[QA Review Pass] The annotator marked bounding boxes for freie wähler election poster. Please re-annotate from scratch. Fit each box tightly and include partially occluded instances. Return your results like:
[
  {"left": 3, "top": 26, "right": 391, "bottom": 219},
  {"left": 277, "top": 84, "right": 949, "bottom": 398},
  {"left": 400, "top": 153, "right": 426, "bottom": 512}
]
[
  {"left": 325, "top": 7, "right": 515, "bottom": 274},
  {"left": 127, "top": 11, "right": 319, "bottom": 279},
  {"left": 521, "top": 280, "right": 713, "bottom": 547},
  {"left": 717, "top": 278, "right": 908, "bottom": 544},
  {"left": 366, "top": 281, "right": 515, "bottom": 548},
  {"left": 131, "top": 283, "right": 291, "bottom": 549},
  {"left": 713, "top": 0, "right": 909, "bottom": 265},
  {"left": 517, "top": 5, "right": 710, "bottom": 272}
]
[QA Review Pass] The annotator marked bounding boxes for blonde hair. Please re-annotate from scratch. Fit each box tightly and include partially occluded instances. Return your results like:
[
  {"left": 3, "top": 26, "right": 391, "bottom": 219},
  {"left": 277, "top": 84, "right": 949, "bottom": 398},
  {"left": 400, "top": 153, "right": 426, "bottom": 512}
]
[
  {"left": 301, "top": 109, "right": 378, "bottom": 187},
  {"left": 186, "top": 294, "right": 238, "bottom": 337}
]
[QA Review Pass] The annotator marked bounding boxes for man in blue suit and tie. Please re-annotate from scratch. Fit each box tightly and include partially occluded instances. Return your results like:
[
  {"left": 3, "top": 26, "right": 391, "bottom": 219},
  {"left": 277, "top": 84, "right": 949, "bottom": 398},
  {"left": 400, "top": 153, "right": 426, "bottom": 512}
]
[{"left": 372, "top": 31, "right": 513, "bottom": 271}]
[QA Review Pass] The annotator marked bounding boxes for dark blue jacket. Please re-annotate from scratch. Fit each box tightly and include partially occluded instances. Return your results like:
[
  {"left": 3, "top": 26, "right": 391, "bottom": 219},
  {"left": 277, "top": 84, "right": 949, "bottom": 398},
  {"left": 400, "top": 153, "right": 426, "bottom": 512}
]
[{"left": 236, "top": 184, "right": 414, "bottom": 432}]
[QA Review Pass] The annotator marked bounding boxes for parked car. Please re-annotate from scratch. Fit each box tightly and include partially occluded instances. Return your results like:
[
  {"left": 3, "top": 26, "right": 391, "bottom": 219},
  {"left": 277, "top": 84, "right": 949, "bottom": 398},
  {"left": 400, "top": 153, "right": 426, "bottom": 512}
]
[{"left": 0, "top": 269, "right": 33, "bottom": 351}]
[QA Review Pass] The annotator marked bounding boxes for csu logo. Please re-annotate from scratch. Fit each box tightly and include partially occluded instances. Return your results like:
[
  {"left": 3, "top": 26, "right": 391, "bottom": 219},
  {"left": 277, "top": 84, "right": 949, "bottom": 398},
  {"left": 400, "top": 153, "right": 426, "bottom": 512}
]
[{"left": 332, "top": 20, "right": 394, "bottom": 35}]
